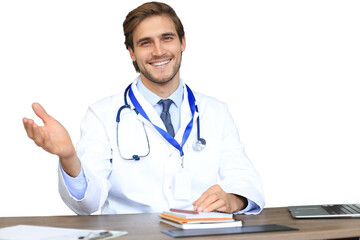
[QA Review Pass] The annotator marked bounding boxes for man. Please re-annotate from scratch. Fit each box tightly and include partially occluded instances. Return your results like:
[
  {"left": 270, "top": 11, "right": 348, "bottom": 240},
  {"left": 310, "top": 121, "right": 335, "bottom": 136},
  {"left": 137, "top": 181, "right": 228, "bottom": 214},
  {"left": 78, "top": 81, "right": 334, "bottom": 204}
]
[{"left": 23, "top": 2, "right": 264, "bottom": 215}]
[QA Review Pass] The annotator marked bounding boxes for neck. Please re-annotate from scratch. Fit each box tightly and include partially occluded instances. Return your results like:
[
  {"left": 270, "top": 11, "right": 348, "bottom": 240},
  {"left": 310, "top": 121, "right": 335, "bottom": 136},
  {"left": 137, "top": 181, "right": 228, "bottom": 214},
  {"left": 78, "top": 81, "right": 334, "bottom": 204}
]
[{"left": 140, "top": 74, "right": 180, "bottom": 98}]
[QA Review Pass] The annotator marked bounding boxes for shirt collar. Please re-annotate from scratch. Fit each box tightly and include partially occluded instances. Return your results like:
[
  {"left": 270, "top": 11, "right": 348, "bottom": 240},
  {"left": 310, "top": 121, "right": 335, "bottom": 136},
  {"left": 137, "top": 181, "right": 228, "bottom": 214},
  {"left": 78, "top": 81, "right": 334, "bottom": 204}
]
[{"left": 136, "top": 76, "right": 184, "bottom": 108}]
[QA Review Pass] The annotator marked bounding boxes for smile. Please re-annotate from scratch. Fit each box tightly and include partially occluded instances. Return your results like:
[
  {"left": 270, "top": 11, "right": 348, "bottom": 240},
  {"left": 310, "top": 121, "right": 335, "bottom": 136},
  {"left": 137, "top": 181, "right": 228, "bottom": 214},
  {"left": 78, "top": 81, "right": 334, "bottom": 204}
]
[{"left": 150, "top": 59, "right": 171, "bottom": 67}]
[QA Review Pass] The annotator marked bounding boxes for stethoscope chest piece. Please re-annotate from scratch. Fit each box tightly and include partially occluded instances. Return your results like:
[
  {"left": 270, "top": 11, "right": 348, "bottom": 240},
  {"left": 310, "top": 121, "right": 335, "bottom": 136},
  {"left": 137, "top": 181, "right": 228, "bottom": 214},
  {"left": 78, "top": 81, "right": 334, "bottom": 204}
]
[{"left": 193, "top": 138, "right": 206, "bottom": 151}]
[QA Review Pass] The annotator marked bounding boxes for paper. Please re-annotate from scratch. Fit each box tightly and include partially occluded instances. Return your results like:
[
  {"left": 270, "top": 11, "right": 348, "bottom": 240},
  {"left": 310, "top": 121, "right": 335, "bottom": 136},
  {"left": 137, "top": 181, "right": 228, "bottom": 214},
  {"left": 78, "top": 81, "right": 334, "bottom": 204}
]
[{"left": 0, "top": 225, "right": 127, "bottom": 240}]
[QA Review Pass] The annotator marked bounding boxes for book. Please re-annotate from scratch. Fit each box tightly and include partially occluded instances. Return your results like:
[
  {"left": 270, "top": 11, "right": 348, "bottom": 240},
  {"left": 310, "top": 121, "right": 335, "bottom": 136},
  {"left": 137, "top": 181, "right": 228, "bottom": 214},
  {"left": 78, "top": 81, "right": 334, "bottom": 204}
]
[
  {"left": 159, "top": 208, "right": 242, "bottom": 229},
  {"left": 160, "top": 218, "right": 243, "bottom": 230},
  {"left": 161, "top": 209, "right": 234, "bottom": 223}
]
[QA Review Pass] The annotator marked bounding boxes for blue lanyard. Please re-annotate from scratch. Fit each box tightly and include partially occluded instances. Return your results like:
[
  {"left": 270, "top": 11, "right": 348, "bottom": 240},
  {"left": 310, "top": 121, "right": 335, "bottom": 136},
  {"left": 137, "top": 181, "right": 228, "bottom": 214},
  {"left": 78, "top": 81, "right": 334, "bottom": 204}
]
[{"left": 128, "top": 84, "right": 196, "bottom": 157}]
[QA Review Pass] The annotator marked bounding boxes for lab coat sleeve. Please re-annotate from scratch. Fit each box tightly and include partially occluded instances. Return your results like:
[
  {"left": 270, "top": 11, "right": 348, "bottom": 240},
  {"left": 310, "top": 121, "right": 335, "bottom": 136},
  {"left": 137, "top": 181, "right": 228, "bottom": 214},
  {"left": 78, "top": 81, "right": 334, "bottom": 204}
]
[
  {"left": 58, "top": 106, "right": 113, "bottom": 215},
  {"left": 218, "top": 106, "right": 265, "bottom": 214}
]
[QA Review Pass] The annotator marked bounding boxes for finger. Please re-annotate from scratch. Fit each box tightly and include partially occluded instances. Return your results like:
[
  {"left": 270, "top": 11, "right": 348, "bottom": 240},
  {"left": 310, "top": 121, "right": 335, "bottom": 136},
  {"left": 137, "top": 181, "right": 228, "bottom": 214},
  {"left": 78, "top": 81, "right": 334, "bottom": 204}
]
[
  {"left": 197, "top": 194, "right": 223, "bottom": 213},
  {"left": 216, "top": 204, "right": 230, "bottom": 213},
  {"left": 193, "top": 192, "right": 209, "bottom": 211},
  {"left": 23, "top": 118, "right": 35, "bottom": 139},
  {"left": 32, "top": 102, "right": 52, "bottom": 124},
  {"left": 193, "top": 185, "right": 221, "bottom": 210},
  {"left": 31, "top": 123, "right": 45, "bottom": 147},
  {"left": 204, "top": 198, "right": 227, "bottom": 213}
]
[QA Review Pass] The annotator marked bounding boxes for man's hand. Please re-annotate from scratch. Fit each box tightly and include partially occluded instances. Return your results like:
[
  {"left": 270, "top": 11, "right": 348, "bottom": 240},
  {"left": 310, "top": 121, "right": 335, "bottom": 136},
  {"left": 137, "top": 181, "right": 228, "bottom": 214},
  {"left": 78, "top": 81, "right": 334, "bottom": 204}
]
[
  {"left": 23, "top": 102, "right": 81, "bottom": 177},
  {"left": 193, "top": 184, "right": 248, "bottom": 213}
]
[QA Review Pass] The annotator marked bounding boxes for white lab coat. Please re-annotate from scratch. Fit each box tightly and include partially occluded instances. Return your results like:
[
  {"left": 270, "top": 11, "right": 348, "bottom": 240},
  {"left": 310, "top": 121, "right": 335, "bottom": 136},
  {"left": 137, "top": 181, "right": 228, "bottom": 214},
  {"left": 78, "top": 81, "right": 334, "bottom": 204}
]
[{"left": 58, "top": 78, "right": 265, "bottom": 215}]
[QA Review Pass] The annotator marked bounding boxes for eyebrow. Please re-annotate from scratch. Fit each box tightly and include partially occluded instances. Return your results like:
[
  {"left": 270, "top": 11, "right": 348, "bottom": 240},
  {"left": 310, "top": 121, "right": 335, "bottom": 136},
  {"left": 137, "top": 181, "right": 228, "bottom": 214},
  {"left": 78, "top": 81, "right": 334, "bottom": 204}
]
[{"left": 136, "top": 32, "right": 177, "bottom": 45}]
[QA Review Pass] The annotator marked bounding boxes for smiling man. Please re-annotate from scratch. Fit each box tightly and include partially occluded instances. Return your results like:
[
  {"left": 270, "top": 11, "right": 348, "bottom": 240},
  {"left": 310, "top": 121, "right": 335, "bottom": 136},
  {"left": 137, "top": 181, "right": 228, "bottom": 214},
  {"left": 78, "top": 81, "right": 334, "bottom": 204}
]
[
  {"left": 23, "top": 2, "right": 265, "bottom": 215},
  {"left": 127, "top": 13, "right": 185, "bottom": 98}
]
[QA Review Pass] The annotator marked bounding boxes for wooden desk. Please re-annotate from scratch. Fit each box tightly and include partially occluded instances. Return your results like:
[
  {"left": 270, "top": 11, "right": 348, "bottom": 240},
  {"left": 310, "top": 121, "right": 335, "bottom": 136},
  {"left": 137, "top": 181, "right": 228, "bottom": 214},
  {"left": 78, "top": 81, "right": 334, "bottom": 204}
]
[{"left": 1, "top": 207, "right": 360, "bottom": 240}]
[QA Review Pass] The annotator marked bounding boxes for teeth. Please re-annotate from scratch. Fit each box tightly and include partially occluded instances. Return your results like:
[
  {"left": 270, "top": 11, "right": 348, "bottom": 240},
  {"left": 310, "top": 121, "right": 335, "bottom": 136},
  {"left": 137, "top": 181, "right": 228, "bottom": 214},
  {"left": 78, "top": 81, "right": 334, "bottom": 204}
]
[{"left": 152, "top": 60, "right": 170, "bottom": 66}]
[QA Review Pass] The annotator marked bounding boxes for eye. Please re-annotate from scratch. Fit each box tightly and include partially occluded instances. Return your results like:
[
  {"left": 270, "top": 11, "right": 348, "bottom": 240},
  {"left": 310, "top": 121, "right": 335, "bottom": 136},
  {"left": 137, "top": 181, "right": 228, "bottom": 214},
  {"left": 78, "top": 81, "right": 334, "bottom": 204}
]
[
  {"left": 140, "top": 41, "right": 150, "bottom": 46},
  {"left": 163, "top": 36, "right": 173, "bottom": 41}
]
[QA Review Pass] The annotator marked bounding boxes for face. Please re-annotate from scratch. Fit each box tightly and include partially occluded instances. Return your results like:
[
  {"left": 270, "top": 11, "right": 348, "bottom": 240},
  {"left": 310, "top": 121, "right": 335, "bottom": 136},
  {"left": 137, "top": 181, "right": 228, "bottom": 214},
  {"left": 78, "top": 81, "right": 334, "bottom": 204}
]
[{"left": 129, "top": 15, "right": 186, "bottom": 86}]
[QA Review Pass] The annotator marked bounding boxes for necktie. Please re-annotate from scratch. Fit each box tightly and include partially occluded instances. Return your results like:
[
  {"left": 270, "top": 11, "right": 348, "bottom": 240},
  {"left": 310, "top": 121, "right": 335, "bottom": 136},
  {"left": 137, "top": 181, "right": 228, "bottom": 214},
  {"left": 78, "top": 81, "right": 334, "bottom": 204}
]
[{"left": 158, "top": 99, "right": 175, "bottom": 137}]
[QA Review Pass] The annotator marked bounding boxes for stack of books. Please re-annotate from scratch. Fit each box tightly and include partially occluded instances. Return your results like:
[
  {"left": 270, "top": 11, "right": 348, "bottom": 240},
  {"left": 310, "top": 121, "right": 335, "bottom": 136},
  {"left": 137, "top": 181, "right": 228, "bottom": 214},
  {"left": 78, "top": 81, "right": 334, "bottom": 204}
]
[{"left": 159, "top": 208, "right": 243, "bottom": 229}]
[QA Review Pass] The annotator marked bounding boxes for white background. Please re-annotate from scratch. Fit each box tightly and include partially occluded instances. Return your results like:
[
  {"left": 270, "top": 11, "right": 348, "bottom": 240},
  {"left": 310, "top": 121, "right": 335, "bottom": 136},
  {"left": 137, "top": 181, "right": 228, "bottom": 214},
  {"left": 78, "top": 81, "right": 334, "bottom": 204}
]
[{"left": 0, "top": 0, "right": 359, "bottom": 217}]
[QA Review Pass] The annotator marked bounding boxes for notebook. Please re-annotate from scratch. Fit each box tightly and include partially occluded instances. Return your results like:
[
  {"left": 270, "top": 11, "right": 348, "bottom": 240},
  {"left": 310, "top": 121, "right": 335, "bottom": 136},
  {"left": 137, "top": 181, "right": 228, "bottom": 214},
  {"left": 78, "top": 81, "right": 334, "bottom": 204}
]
[{"left": 289, "top": 203, "right": 360, "bottom": 218}]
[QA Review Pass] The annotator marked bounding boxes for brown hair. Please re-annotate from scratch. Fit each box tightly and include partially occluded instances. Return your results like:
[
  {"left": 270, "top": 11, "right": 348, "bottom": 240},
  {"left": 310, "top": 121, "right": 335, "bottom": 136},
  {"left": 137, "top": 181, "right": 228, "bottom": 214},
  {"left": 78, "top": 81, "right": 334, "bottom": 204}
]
[{"left": 123, "top": 2, "right": 185, "bottom": 72}]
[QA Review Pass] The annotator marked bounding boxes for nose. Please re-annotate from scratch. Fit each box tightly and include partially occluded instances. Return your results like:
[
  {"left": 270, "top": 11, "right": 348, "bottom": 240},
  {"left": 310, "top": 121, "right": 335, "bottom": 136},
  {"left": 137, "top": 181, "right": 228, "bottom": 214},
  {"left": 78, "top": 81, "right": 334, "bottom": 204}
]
[{"left": 152, "top": 41, "right": 165, "bottom": 56}]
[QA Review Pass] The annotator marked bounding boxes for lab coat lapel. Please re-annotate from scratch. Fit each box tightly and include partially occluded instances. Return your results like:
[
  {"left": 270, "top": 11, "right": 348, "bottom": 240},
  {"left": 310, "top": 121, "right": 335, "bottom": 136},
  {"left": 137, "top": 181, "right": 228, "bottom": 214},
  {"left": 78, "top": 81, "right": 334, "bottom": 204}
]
[
  {"left": 130, "top": 79, "right": 166, "bottom": 129},
  {"left": 174, "top": 82, "right": 197, "bottom": 143}
]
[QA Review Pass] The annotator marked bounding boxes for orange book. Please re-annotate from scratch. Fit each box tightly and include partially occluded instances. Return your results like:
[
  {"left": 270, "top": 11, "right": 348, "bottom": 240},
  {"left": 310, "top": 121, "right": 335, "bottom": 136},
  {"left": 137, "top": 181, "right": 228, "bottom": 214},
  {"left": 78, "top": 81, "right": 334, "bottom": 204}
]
[{"left": 160, "top": 209, "right": 234, "bottom": 223}]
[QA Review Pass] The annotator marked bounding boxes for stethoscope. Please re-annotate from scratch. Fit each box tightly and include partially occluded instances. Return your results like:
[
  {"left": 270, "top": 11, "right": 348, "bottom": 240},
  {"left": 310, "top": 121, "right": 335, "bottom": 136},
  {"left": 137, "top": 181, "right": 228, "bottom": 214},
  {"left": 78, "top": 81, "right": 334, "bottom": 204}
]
[{"left": 116, "top": 83, "right": 206, "bottom": 161}]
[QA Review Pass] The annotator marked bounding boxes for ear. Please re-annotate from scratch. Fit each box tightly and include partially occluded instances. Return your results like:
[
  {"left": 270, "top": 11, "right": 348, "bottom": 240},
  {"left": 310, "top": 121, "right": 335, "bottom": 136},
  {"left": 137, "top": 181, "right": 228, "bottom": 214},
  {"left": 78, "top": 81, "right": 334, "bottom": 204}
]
[
  {"left": 128, "top": 48, "right": 136, "bottom": 62},
  {"left": 181, "top": 36, "right": 186, "bottom": 52}
]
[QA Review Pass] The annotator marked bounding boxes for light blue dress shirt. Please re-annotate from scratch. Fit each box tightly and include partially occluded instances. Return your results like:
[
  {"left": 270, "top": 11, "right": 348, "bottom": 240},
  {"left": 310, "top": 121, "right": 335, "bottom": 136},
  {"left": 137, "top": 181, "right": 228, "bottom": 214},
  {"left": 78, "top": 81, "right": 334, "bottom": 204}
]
[{"left": 136, "top": 77, "right": 184, "bottom": 133}]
